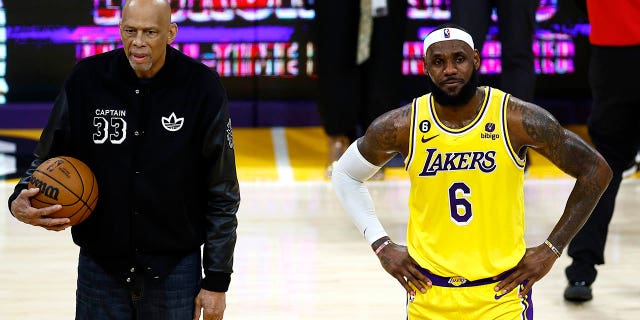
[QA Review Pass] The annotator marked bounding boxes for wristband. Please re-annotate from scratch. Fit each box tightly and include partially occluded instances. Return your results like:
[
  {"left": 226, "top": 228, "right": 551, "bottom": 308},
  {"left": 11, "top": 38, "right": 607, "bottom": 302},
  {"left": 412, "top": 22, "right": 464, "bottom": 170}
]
[
  {"left": 374, "top": 239, "right": 392, "bottom": 255},
  {"left": 544, "top": 240, "right": 561, "bottom": 258}
]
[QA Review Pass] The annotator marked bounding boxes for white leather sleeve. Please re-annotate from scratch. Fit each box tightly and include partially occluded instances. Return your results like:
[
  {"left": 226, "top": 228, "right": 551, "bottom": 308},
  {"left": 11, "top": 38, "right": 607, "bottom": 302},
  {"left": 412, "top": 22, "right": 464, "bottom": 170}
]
[{"left": 331, "top": 141, "right": 388, "bottom": 244}]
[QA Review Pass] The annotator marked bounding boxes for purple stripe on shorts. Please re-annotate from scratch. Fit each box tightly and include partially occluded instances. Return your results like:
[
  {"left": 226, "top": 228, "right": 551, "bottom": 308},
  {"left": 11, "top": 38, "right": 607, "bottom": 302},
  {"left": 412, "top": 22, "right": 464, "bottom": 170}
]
[{"left": 522, "top": 282, "right": 534, "bottom": 319}]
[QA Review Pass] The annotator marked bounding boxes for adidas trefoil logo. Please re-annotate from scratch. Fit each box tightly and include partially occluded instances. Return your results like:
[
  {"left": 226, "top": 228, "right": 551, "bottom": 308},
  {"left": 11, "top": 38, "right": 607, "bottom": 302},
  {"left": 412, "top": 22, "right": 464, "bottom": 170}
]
[{"left": 162, "top": 112, "right": 184, "bottom": 132}]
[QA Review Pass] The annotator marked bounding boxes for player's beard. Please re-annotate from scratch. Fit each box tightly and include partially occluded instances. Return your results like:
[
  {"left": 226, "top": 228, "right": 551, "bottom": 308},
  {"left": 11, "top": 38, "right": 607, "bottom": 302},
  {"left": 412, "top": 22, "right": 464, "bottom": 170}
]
[{"left": 426, "top": 69, "right": 479, "bottom": 107}]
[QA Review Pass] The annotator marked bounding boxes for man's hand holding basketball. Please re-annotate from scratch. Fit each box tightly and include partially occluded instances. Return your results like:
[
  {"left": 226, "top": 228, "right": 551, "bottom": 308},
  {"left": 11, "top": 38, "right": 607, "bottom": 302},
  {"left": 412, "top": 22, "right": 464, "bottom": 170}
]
[{"left": 10, "top": 188, "right": 69, "bottom": 231}]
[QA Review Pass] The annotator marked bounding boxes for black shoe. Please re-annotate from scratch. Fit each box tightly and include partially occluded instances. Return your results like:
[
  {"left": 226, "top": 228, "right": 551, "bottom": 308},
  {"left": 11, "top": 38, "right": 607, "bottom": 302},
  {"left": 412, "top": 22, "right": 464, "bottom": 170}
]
[{"left": 564, "top": 281, "right": 593, "bottom": 302}]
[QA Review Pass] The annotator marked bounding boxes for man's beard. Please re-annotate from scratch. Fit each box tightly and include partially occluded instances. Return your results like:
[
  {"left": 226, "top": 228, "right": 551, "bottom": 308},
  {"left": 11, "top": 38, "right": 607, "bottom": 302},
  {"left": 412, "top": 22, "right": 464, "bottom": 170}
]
[
  {"left": 129, "top": 59, "right": 153, "bottom": 73},
  {"left": 426, "top": 69, "right": 479, "bottom": 107}
]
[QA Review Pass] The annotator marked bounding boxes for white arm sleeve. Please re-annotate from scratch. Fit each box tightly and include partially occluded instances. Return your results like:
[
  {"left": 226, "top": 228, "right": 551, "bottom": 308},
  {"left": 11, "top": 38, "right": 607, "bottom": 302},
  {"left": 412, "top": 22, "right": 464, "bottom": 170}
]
[{"left": 331, "top": 141, "right": 388, "bottom": 244}]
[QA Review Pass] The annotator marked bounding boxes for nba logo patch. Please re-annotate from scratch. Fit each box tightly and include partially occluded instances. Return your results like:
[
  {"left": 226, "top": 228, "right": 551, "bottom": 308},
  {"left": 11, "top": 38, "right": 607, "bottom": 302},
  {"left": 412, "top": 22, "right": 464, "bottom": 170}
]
[{"left": 444, "top": 28, "right": 451, "bottom": 38}]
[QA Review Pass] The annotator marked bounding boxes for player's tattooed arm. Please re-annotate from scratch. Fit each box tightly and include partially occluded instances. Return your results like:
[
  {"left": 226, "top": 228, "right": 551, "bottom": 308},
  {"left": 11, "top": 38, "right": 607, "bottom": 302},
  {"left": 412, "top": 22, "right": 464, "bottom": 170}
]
[
  {"left": 358, "top": 104, "right": 412, "bottom": 167},
  {"left": 508, "top": 97, "right": 612, "bottom": 250},
  {"left": 494, "top": 98, "right": 611, "bottom": 298}
]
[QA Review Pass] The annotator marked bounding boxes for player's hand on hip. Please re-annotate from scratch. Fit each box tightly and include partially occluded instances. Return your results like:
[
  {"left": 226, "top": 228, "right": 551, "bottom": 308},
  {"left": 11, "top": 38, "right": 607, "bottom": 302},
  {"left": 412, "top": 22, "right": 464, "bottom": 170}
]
[
  {"left": 376, "top": 241, "right": 432, "bottom": 295},
  {"left": 194, "top": 289, "right": 225, "bottom": 320},
  {"left": 494, "top": 245, "right": 558, "bottom": 298},
  {"left": 10, "top": 188, "right": 69, "bottom": 231}
]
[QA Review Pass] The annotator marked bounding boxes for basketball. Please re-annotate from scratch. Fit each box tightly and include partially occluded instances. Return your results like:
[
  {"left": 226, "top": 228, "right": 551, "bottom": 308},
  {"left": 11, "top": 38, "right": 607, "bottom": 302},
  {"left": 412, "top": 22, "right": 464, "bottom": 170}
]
[{"left": 27, "top": 156, "right": 99, "bottom": 226}]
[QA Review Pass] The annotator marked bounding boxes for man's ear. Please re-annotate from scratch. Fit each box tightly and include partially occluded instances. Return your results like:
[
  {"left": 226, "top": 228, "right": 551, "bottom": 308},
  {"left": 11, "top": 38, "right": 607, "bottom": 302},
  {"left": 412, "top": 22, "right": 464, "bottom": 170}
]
[
  {"left": 473, "top": 49, "right": 481, "bottom": 70},
  {"left": 423, "top": 57, "right": 429, "bottom": 76},
  {"left": 168, "top": 23, "right": 178, "bottom": 44}
]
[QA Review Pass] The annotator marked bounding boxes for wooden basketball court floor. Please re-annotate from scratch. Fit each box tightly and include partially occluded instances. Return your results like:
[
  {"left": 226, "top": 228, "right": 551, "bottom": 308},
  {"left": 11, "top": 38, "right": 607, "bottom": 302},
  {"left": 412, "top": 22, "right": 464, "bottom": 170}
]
[{"left": 1, "top": 126, "right": 638, "bottom": 319}]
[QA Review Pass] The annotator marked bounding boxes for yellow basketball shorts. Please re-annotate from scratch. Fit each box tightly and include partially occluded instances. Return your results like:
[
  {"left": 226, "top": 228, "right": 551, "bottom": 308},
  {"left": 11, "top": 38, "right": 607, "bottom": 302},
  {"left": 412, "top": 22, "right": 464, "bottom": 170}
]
[{"left": 407, "top": 268, "right": 533, "bottom": 320}]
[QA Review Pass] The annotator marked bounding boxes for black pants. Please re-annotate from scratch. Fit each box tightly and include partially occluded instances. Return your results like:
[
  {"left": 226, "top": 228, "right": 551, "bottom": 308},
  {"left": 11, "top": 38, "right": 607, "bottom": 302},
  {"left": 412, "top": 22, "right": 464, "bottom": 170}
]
[
  {"left": 314, "top": 0, "right": 407, "bottom": 140},
  {"left": 566, "top": 45, "right": 640, "bottom": 284},
  {"left": 450, "top": 0, "right": 538, "bottom": 102}
]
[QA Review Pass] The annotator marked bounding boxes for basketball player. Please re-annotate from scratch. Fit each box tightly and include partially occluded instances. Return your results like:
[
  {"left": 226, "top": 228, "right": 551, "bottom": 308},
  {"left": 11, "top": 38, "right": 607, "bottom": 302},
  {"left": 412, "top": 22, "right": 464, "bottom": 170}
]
[
  {"left": 332, "top": 24, "right": 612, "bottom": 319},
  {"left": 7, "top": 1, "right": 239, "bottom": 319}
]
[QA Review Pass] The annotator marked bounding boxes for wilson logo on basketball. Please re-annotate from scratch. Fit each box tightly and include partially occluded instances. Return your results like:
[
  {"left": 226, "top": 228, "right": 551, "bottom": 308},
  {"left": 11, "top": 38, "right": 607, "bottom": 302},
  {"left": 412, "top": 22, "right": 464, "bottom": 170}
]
[{"left": 29, "top": 176, "right": 60, "bottom": 201}]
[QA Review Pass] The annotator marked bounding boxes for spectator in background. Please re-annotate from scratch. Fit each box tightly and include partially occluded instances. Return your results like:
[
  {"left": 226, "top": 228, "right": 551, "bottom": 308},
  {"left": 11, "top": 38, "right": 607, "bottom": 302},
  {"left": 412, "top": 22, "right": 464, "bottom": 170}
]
[
  {"left": 312, "top": 0, "right": 407, "bottom": 179},
  {"left": 450, "top": 0, "right": 538, "bottom": 103},
  {"left": 563, "top": 0, "right": 640, "bottom": 302}
]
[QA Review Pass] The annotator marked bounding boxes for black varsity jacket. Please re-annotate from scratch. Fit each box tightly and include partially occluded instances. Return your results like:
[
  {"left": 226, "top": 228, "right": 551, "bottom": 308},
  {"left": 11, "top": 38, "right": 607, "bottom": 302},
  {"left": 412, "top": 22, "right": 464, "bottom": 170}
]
[{"left": 8, "top": 46, "right": 240, "bottom": 292}]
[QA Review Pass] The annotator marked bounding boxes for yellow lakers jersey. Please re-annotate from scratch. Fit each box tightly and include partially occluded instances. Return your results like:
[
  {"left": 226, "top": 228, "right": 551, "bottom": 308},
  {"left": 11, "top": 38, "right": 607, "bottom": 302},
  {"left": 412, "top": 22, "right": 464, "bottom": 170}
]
[{"left": 405, "top": 87, "right": 526, "bottom": 281}]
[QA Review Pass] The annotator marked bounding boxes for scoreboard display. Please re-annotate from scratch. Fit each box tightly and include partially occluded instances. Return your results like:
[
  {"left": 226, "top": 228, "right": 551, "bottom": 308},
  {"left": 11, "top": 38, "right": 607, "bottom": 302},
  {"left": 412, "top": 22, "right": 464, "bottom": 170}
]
[{"left": 0, "top": 0, "right": 590, "bottom": 104}]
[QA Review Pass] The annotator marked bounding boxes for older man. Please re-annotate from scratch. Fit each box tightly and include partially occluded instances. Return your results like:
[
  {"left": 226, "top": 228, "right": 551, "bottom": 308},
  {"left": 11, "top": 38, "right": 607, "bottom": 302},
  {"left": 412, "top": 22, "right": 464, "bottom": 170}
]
[{"left": 8, "top": 1, "right": 239, "bottom": 319}]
